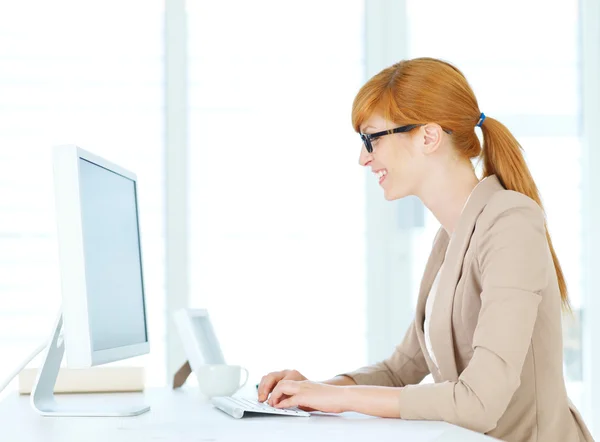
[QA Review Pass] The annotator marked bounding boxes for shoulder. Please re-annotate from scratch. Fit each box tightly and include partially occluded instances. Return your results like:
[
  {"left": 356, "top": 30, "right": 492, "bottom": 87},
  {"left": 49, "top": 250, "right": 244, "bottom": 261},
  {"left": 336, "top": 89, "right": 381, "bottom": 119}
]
[
  {"left": 477, "top": 189, "right": 545, "bottom": 233},
  {"left": 474, "top": 189, "right": 549, "bottom": 267},
  {"left": 474, "top": 190, "right": 550, "bottom": 294}
]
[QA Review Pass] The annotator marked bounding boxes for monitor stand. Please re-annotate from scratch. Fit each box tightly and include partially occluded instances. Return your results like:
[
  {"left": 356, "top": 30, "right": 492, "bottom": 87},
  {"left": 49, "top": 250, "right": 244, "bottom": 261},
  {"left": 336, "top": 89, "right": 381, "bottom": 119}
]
[{"left": 30, "top": 312, "right": 150, "bottom": 417}]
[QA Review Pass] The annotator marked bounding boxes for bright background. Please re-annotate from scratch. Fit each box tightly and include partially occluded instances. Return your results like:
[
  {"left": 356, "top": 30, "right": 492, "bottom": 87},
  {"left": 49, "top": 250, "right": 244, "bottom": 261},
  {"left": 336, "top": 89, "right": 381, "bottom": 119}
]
[{"left": 0, "top": 0, "right": 597, "bottom": 437}]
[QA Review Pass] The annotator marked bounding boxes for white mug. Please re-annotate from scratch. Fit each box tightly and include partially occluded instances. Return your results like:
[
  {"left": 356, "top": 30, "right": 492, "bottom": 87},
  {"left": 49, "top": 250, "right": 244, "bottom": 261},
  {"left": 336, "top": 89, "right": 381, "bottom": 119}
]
[{"left": 195, "top": 364, "right": 249, "bottom": 398}]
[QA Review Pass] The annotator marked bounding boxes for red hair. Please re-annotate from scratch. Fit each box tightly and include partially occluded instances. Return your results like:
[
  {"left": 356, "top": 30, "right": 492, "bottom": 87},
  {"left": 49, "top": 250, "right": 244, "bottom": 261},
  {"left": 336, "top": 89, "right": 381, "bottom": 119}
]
[{"left": 352, "top": 57, "right": 570, "bottom": 310}]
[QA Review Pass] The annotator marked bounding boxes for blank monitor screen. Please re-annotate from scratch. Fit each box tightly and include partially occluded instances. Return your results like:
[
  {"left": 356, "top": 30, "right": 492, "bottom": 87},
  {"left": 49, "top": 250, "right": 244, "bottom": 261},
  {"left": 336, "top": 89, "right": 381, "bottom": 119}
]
[{"left": 78, "top": 158, "right": 148, "bottom": 352}]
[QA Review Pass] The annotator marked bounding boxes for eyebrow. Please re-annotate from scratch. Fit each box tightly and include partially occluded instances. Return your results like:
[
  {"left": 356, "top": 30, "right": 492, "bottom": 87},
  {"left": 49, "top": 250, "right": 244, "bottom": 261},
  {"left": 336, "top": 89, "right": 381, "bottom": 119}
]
[{"left": 360, "top": 125, "right": 376, "bottom": 133}]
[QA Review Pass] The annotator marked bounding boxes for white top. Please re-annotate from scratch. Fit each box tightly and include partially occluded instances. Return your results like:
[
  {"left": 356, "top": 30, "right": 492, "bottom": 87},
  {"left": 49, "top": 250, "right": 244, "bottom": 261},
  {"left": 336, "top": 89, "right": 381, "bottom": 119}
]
[
  {"left": 424, "top": 264, "right": 443, "bottom": 368},
  {"left": 424, "top": 177, "right": 488, "bottom": 369}
]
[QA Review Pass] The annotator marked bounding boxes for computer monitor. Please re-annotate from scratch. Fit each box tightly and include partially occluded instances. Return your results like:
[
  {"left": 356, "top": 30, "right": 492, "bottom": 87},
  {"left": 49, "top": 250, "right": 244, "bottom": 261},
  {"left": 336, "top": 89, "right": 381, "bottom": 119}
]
[{"left": 31, "top": 145, "right": 150, "bottom": 417}]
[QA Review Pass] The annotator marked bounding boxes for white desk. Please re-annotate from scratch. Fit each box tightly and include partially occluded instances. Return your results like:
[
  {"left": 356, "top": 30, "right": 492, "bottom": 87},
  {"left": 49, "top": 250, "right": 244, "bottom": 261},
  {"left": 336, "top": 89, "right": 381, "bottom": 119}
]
[{"left": 0, "top": 388, "right": 498, "bottom": 441}]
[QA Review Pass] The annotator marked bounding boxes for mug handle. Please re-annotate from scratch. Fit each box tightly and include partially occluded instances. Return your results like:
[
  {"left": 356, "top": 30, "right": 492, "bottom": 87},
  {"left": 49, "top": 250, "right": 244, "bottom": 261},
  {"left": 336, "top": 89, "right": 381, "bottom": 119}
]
[{"left": 237, "top": 367, "right": 249, "bottom": 392}]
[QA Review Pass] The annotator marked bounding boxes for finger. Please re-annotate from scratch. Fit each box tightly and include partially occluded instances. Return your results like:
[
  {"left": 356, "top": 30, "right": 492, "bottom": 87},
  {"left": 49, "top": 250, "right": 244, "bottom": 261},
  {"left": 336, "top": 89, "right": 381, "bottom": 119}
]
[
  {"left": 258, "top": 372, "right": 283, "bottom": 402},
  {"left": 268, "top": 384, "right": 287, "bottom": 406},
  {"left": 268, "top": 380, "right": 293, "bottom": 406},
  {"left": 269, "top": 393, "right": 289, "bottom": 407},
  {"left": 269, "top": 380, "right": 299, "bottom": 405},
  {"left": 274, "top": 396, "right": 299, "bottom": 409}
]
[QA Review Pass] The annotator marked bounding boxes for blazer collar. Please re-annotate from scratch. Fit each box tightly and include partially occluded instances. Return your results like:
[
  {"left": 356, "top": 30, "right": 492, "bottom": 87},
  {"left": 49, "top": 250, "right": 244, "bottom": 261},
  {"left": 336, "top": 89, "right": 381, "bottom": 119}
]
[{"left": 414, "top": 175, "right": 505, "bottom": 380}]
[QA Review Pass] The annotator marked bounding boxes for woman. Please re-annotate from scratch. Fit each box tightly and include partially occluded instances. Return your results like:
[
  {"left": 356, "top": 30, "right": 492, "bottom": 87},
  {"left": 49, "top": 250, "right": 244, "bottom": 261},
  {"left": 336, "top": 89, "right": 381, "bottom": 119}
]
[{"left": 257, "top": 58, "right": 594, "bottom": 441}]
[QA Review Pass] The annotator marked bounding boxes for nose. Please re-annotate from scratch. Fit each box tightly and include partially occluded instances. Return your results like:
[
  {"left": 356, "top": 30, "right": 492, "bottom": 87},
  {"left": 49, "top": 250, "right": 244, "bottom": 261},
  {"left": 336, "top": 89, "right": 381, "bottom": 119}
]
[{"left": 358, "top": 144, "right": 372, "bottom": 167}]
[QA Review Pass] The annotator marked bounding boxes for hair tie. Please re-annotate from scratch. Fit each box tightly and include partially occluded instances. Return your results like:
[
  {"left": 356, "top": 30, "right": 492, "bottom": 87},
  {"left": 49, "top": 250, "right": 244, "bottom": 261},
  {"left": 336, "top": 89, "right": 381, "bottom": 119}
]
[{"left": 476, "top": 112, "right": 486, "bottom": 128}]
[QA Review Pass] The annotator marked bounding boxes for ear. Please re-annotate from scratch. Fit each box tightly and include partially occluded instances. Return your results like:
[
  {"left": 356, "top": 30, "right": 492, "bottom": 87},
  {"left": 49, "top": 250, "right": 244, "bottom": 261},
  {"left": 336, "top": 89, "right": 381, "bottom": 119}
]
[{"left": 422, "top": 124, "right": 443, "bottom": 154}]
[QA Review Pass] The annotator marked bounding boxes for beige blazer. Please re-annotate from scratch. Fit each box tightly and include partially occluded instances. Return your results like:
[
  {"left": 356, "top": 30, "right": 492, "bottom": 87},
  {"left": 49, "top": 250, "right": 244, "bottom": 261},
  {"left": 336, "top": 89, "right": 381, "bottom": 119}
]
[{"left": 344, "top": 175, "right": 594, "bottom": 442}]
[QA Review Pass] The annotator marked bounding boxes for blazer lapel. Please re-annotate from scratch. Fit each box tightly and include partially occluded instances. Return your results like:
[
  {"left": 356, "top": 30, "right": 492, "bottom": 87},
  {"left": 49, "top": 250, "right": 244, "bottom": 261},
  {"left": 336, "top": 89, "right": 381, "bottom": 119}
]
[{"left": 427, "top": 175, "right": 505, "bottom": 381}]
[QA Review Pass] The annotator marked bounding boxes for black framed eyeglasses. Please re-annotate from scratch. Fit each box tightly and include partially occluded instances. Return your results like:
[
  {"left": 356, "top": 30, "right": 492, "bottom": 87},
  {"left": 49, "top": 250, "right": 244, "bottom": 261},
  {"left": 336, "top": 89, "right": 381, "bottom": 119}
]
[{"left": 360, "top": 124, "right": 453, "bottom": 153}]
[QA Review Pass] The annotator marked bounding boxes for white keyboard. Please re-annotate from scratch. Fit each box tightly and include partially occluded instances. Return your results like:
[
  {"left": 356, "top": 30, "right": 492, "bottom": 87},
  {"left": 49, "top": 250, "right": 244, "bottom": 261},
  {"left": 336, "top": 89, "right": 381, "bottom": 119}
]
[{"left": 212, "top": 396, "right": 310, "bottom": 419}]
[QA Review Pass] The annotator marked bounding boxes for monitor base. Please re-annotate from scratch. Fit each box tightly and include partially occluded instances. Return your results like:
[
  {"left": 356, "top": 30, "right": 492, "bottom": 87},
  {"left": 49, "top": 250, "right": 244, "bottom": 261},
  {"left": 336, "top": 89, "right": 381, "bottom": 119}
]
[{"left": 30, "top": 312, "right": 150, "bottom": 417}]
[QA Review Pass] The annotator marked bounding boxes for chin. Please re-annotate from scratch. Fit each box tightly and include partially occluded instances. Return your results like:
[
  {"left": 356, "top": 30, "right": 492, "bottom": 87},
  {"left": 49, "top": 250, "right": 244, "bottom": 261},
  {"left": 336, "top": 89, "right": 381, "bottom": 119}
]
[{"left": 383, "top": 187, "right": 407, "bottom": 201}]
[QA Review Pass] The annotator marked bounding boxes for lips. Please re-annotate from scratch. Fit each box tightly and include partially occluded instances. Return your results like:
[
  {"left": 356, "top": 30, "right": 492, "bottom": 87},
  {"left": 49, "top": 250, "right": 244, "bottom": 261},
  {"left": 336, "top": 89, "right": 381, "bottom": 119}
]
[{"left": 373, "top": 168, "right": 387, "bottom": 184}]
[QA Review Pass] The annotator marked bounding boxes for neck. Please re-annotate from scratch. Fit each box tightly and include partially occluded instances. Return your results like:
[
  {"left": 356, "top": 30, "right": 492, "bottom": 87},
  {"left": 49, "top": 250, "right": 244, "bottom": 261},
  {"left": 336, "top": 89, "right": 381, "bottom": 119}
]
[{"left": 417, "top": 160, "right": 480, "bottom": 235}]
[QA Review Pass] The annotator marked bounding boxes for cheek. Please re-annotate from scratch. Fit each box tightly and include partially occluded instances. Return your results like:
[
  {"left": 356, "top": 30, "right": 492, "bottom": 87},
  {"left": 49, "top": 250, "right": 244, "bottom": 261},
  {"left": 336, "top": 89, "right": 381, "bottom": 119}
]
[
  {"left": 389, "top": 145, "right": 413, "bottom": 171},
  {"left": 399, "top": 142, "right": 418, "bottom": 160},
  {"left": 387, "top": 147, "right": 422, "bottom": 190},
  {"left": 376, "top": 141, "right": 418, "bottom": 177}
]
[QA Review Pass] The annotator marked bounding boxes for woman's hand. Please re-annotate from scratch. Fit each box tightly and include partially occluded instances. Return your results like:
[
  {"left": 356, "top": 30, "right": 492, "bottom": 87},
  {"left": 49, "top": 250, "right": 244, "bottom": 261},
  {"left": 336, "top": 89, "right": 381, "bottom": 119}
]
[
  {"left": 268, "top": 380, "right": 349, "bottom": 414},
  {"left": 257, "top": 369, "right": 308, "bottom": 403}
]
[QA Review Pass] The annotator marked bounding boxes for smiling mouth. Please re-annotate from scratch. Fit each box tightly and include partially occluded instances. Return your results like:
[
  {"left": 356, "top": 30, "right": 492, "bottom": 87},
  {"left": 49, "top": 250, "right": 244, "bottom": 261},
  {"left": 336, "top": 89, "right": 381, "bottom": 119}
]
[{"left": 374, "top": 169, "right": 387, "bottom": 185}]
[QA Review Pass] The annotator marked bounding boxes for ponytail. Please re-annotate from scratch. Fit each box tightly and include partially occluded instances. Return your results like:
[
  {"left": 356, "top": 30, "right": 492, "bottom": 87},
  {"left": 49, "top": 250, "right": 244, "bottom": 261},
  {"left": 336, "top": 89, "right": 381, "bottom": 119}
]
[{"left": 480, "top": 117, "right": 571, "bottom": 311}]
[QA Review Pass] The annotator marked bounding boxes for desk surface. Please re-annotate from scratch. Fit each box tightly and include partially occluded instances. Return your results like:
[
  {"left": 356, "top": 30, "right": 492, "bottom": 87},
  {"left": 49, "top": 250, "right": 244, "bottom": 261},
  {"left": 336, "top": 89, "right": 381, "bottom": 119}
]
[{"left": 0, "top": 388, "right": 497, "bottom": 442}]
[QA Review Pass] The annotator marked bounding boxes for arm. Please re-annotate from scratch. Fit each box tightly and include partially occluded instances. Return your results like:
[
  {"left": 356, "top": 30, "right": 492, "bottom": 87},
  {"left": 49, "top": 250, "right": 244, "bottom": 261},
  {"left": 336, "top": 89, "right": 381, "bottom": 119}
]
[
  {"left": 322, "top": 375, "right": 357, "bottom": 386},
  {"left": 339, "top": 319, "right": 430, "bottom": 387},
  {"left": 268, "top": 321, "right": 430, "bottom": 411},
  {"left": 392, "top": 197, "right": 547, "bottom": 432}
]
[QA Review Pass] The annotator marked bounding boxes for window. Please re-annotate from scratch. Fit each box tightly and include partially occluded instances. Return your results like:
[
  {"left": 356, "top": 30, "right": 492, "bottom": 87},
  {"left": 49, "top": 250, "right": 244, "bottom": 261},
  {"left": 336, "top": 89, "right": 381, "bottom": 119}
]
[
  {"left": 0, "top": 0, "right": 165, "bottom": 394},
  {"left": 188, "top": 0, "right": 367, "bottom": 383}
]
